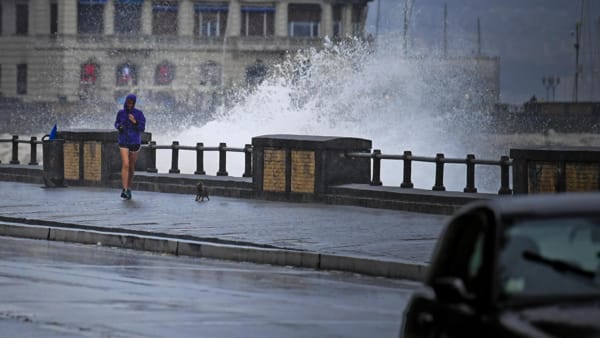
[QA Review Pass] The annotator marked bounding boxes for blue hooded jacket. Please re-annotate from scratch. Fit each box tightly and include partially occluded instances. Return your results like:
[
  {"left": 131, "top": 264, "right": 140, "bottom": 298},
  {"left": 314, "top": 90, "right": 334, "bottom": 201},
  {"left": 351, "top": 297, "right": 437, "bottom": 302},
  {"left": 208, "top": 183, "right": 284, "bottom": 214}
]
[{"left": 114, "top": 94, "right": 146, "bottom": 145}]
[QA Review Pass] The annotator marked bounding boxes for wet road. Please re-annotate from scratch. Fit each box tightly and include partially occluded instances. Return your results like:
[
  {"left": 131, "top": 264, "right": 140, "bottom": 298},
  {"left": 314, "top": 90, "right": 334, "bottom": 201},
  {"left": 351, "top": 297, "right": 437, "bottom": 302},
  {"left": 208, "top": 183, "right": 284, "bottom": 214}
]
[{"left": 0, "top": 236, "right": 418, "bottom": 338}]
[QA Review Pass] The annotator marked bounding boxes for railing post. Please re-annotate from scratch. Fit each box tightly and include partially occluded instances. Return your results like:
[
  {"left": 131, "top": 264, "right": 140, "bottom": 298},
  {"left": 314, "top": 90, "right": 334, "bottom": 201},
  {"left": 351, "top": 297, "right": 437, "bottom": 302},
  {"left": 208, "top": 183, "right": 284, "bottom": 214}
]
[
  {"left": 498, "top": 155, "right": 513, "bottom": 195},
  {"left": 146, "top": 141, "right": 158, "bottom": 173},
  {"left": 29, "top": 136, "right": 39, "bottom": 165},
  {"left": 400, "top": 150, "right": 414, "bottom": 188},
  {"left": 370, "top": 149, "right": 382, "bottom": 186},
  {"left": 217, "top": 142, "right": 228, "bottom": 176},
  {"left": 243, "top": 144, "right": 252, "bottom": 177},
  {"left": 432, "top": 153, "right": 446, "bottom": 191},
  {"left": 10, "top": 135, "right": 19, "bottom": 164},
  {"left": 464, "top": 154, "right": 477, "bottom": 193},
  {"left": 169, "top": 141, "right": 180, "bottom": 174},
  {"left": 194, "top": 142, "right": 206, "bottom": 175}
]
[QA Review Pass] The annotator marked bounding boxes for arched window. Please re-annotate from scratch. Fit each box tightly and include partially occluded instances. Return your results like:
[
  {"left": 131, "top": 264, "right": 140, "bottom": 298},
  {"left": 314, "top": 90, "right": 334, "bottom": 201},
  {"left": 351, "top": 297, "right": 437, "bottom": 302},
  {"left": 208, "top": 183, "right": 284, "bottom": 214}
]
[
  {"left": 200, "top": 61, "right": 221, "bottom": 86},
  {"left": 155, "top": 61, "right": 175, "bottom": 85},
  {"left": 81, "top": 62, "right": 99, "bottom": 84},
  {"left": 116, "top": 62, "right": 138, "bottom": 86}
]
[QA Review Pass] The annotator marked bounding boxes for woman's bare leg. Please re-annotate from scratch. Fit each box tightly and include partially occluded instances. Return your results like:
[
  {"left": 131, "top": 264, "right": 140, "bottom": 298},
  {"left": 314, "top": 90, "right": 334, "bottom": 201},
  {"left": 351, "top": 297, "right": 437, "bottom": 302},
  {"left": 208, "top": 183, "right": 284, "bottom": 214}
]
[
  {"left": 127, "top": 151, "right": 139, "bottom": 189},
  {"left": 119, "top": 147, "right": 130, "bottom": 190}
]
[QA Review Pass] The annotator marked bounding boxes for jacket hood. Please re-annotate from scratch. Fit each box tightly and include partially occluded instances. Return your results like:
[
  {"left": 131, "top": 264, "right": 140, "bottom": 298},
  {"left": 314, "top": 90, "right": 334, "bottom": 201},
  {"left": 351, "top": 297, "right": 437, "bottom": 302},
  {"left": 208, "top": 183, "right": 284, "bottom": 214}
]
[{"left": 124, "top": 94, "right": 137, "bottom": 110}]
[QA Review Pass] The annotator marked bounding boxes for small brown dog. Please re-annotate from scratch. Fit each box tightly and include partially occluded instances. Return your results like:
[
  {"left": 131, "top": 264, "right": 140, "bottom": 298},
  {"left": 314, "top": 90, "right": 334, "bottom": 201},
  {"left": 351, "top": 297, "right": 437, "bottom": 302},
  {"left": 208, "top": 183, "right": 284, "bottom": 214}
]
[{"left": 195, "top": 181, "right": 210, "bottom": 201}]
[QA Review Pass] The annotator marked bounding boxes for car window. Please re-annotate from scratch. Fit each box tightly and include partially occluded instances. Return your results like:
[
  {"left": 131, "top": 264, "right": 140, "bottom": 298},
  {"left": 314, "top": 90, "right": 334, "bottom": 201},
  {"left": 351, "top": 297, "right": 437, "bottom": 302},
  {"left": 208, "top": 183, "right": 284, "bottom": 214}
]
[
  {"left": 497, "top": 216, "right": 600, "bottom": 300},
  {"left": 429, "top": 211, "right": 489, "bottom": 295}
]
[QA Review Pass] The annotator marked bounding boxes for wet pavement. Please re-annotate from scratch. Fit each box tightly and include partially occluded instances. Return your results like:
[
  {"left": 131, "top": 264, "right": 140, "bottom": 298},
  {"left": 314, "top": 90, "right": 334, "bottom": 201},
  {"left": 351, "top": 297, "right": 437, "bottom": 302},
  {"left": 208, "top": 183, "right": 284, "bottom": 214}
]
[
  {"left": 0, "top": 181, "right": 448, "bottom": 275},
  {"left": 0, "top": 236, "right": 418, "bottom": 338}
]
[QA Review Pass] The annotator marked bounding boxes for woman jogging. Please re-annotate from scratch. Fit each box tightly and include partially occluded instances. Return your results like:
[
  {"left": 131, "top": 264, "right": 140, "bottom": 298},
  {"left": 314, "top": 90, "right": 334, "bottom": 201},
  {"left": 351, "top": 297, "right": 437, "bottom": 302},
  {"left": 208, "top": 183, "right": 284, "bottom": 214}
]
[{"left": 114, "top": 94, "right": 146, "bottom": 200}]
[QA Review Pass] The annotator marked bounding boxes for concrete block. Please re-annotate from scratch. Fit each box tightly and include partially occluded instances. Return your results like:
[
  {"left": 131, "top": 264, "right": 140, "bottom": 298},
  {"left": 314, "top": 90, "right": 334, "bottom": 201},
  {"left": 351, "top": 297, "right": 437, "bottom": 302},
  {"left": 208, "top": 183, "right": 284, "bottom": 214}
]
[
  {"left": 320, "top": 254, "right": 427, "bottom": 281},
  {"left": 0, "top": 223, "right": 49, "bottom": 240},
  {"left": 198, "top": 243, "right": 320, "bottom": 269},
  {"left": 177, "top": 240, "right": 204, "bottom": 257},
  {"left": 49, "top": 228, "right": 117, "bottom": 246},
  {"left": 48, "top": 228, "right": 178, "bottom": 255},
  {"left": 117, "top": 235, "right": 178, "bottom": 254}
]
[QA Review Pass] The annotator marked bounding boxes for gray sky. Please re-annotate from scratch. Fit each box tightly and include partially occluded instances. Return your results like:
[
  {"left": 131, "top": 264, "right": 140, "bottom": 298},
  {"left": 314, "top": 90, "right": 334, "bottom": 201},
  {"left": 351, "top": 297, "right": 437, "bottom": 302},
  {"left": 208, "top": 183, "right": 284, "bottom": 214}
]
[{"left": 365, "top": 0, "right": 600, "bottom": 104}]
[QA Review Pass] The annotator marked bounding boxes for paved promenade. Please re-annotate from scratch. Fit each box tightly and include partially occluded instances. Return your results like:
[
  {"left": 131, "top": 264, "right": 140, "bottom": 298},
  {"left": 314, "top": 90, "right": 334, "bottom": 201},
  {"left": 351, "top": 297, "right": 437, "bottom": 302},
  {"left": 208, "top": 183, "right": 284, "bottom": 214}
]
[{"left": 0, "top": 181, "right": 448, "bottom": 280}]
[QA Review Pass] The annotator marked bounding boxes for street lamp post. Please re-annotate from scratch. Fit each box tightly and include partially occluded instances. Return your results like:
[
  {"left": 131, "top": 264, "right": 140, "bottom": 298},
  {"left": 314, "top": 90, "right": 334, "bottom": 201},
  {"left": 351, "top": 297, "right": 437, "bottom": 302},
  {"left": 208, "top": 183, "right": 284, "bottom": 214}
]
[
  {"left": 542, "top": 76, "right": 560, "bottom": 101},
  {"left": 573, "top": 21, "right": 581, "bottom": 102}
]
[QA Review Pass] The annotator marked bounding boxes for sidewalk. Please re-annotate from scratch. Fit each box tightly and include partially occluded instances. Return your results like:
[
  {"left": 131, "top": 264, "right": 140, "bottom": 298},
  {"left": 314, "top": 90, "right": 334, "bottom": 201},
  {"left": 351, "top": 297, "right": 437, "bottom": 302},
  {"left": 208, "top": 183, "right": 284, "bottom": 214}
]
[{"left": 0, "top": 181, "right": 448, "bottom": 281}]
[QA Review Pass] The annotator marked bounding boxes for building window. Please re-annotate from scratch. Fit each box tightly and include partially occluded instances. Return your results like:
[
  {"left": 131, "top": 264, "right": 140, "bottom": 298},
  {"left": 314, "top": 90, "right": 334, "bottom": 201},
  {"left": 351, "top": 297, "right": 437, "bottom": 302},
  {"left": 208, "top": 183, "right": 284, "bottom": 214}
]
[
  {"left": 17, "top": 64, "right": 27, "bottom": 95},
  {"left": 194, "top": 3, "right": 227, "bottom": 37},
  {"left": 332, "top": 5, "right": 341, "bottom": 37},
  {"left": 16, "top": 4, "right": 29, "bottom": 36},
  {"left": 246, "top": 59, "right": 267, "bottom": 86},
  {"left": 155, "top": 61, "right": 175, "bottom": 85},
  {"left": 152, "top": 1, "right": 178, "bottom": 36},
  {"left": 288, "top": 4, "right": 320, "bottom": 38},
  {"left": 78, "top": 1, "right": 105, "bottom": 34},
  {"left": 241, "top": 6, "right": 274, "bottom": 36},
  {"left": 116, "top": 62, "right": 138, "bottom": 86},
  {"left": 114, "top": 1, "right": 142, "bottom": 35},
  {"left": 81, "top": 62, "right": 99, "bottom": 84},
  {"left": 200, "top": 61, "right": 221, "bottom": 86},
  {"left": 50, "top": 2, "right": 58, "bottom": 34}
]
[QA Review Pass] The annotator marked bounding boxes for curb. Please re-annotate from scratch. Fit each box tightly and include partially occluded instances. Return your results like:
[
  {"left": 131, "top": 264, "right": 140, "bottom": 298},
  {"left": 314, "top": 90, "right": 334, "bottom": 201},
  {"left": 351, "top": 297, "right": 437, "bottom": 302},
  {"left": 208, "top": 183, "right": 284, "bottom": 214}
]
[{"left": 0, "top": 221, "right": 428, "bottom": 282}]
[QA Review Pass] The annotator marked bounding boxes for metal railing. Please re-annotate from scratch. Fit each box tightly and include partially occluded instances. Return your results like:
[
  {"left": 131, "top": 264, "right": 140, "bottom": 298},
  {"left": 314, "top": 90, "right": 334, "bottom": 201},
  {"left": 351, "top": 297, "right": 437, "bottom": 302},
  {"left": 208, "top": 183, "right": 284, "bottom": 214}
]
[
  {"left": 1, "top": 134, "right": 512, "bottom": 194},
  {"left": 144, "top": 141, "right": 253, "bottom": 177},
  {"left": 346, "top": 150, "right": 512, "bottom": 195},
  {"left": 0, "top": 135, "right": 42, "bottom": 165}
]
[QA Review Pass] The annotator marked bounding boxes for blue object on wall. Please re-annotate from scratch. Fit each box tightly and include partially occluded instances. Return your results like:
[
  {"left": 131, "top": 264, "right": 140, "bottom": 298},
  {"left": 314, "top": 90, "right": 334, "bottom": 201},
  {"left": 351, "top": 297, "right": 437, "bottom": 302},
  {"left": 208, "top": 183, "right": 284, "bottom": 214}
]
[{"left": 49, "top": 124, "right": 57, "bottom": 140}]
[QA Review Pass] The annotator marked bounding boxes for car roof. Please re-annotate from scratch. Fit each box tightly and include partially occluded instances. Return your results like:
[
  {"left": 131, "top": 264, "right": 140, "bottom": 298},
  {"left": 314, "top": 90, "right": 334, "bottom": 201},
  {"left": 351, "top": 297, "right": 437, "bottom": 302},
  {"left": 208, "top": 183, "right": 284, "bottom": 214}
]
[{"left": 462, "top": 192, "right": 600, "bottom": 218}]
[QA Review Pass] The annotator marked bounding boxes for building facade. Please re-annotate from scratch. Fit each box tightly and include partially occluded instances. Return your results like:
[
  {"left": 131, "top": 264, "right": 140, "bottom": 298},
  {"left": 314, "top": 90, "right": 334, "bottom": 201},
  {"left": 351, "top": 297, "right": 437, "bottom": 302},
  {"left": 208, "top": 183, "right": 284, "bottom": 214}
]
[{"left": 0, "top": 0, "right": 371, "bottom": 105}]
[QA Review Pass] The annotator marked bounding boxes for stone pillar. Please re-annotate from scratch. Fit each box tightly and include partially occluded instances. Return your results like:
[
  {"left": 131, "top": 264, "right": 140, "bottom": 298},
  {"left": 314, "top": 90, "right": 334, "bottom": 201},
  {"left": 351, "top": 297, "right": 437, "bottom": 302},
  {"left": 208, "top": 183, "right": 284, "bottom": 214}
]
[
  {"left": 178, "top": 0, "right": 193, "bottom": 36},
  {"left": 30, "top": 0, "right": 49, "bottom": 35},
  {"left": 510, "top": 147, "right": 600, "bottom": 194},
  {"left": 252, "top": 135, "right": 372, "bottom": 201},
  {"left": 341, "top": 4, "right": 352, "bottom": 37},
  {"left": 274, "top": 1, "right": 288, "bottom": 37},
  {"left": 225, "top": 0, "right": 240, "bottom": 37},
  {"left": 56, "top": 129, "right": 152, "bottom": 186},
  {"left": 3, "top": 1, "right": 16, "bottom": 36},
  {"left": 58, "top": 0, "right": 77, "bottom": 35},
  {"left": 321, "top": 2, "right": 332, "bottom": 38},
  {"left": 104, "top": 0, "right": 114, "bottom": 35},
  {"left": 141, "top": 0, "right": 153, "bottom": 35}
]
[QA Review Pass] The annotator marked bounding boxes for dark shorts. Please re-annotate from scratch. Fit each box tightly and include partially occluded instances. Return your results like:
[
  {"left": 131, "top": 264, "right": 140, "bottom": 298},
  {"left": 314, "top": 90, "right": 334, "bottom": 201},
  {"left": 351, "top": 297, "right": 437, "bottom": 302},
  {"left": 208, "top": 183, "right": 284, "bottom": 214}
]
[{"left": 119, "top": 144, "right": 141, "bottom": 152}]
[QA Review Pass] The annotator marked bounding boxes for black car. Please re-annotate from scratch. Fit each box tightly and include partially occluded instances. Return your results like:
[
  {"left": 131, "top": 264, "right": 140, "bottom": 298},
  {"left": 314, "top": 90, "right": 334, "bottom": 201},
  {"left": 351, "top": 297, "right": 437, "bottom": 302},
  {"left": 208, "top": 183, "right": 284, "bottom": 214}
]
[{"left": 400, "top": 193, "right": 600, "bottom": 338}]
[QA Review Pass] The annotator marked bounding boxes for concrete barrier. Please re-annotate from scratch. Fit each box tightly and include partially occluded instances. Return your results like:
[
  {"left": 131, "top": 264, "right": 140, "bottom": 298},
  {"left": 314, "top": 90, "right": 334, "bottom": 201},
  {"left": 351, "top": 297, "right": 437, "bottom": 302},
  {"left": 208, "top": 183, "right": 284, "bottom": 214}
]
[{"left": 0, "top": 222, "right": 427, "bottom": 281}]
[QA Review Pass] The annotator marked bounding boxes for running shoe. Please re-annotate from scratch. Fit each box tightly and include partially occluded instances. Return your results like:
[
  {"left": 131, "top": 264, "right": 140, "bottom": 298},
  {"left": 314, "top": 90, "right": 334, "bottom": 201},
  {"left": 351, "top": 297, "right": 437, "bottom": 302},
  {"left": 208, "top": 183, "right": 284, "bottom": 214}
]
[{"left": 125, "top": 189, "right": 132, "bottom": 200}]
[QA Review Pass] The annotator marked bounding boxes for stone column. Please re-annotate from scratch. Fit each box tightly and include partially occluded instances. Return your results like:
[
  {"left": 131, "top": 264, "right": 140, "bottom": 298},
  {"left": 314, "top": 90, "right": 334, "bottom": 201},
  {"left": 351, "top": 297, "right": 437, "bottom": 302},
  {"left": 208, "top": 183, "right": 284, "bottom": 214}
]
[
  {"left": 321, "top": 2, "right": 332, "bottom": 38},
  {"left": 225, "top": 0, "right": 240, "bottom": 37},
  {"left": 274, "top": 1, "right": 288, "bottom": 37},
  {"left": 178, "top": 0, "right": 193, "bottom": 36},
  {"left": 30, "top": 0, "right": 49, "bottom": 35},
  {"left": 58, "top": 0, "right": 77, "bottom": 35},
  {"left": 141, "top": 0, "right": 153, "bottom": 35},
  {"left": 104, "top": 0, "right": 114, "bottom": 35},
  {"left": 2, "top": 2, "right": 16, "bottom": 36},
  {"left": 341, "top": 4, "right": 352, "bottom": 37}
]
